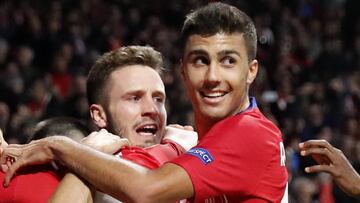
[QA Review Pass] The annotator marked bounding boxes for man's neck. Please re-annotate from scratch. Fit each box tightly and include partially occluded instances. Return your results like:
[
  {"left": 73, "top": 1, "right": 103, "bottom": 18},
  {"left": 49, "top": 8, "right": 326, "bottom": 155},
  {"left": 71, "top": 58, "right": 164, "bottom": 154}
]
[
  {"left": 195, "top": 117, "right": 217, "bottom": 140},
  {"left": 195, "top": 97, "right": 251, "bottom": 139}
]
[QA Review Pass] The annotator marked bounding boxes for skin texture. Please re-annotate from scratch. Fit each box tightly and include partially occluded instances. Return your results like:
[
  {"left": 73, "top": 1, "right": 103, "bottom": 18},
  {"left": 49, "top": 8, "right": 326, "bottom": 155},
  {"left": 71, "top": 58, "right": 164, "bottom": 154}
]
[
  {"left": 0, "top": 33, "right": 258, "bottom": 202},
  {"left": 0, "top": 129, "right": 9, "bottom": 172},
  {"left": 299, "top": 139, "right": 360, "bottom": 197},
  {"left": 90, "top": 65, "right": 167, "bottom": 148},
  {"left": 182, "top": 33, "right": 258, "bottom": 137}
]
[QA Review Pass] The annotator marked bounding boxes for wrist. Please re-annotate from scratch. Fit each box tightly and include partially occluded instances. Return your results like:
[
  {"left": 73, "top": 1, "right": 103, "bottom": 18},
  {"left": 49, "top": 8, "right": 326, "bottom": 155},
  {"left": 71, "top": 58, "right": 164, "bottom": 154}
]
[
  {"left": 352, "top": 174, "right": 360, "bottom": 197},
  {"left": 48, "top": 136, "right": 75, "bottom": 165}
]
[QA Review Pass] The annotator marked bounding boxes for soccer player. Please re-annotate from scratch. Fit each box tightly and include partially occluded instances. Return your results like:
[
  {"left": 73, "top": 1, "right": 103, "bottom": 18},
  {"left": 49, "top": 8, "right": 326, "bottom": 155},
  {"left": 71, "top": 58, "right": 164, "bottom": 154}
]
[
  {"left": 1, "top": 2, "right": 288, "bottom": 202},
  {"left": 299, "top": 139, "right": 360, "bottom": 197},
  {"left": 0, "top": 117, "right": 91, "bottom": 203},
  {"left": 0, "top": 46, "right": 197, "bottom": 203}
]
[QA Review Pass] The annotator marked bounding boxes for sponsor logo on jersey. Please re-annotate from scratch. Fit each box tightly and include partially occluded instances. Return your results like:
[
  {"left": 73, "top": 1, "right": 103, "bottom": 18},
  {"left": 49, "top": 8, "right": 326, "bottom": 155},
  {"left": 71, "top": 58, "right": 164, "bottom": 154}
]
[{"left": 187, "top": 148, "right": 214, "bottom": 164}]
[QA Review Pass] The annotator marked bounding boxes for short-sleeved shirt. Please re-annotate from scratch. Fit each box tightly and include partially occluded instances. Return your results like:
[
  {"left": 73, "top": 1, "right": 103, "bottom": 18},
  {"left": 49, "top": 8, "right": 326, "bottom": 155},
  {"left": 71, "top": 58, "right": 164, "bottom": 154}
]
[{"left": 170, "top": 98, "right": 288, "bottom": 202}]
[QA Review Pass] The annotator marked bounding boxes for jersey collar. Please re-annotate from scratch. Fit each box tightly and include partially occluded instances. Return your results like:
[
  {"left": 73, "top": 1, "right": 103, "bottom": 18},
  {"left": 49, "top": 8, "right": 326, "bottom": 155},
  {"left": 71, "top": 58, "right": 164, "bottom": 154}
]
[{"left": 236, "top": 96, "right": 257, "bottom": 115}]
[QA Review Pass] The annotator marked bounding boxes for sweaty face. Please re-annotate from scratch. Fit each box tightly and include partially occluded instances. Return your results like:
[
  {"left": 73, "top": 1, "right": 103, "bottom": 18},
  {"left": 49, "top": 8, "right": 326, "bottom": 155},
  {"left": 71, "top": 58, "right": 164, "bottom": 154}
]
[
  {"left": 104, "top": 65, "right": 167, "bottom": 147},
  {"left": 182, "top": 33, "right": 258, "bottom": 124}
]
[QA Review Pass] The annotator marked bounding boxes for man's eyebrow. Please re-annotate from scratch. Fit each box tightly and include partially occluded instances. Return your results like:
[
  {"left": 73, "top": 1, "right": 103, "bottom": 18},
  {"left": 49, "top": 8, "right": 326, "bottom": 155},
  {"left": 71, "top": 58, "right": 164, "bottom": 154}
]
[
  {"left": 122, "top": 89, "right": 144, "bottom": 96},
  {"left": 123, "top": 90, "right": 166, "bottom": 97},
  {"left": 218, "top": 50, "right": 242, "bottom": 58},
  {"left": 186, "top": 49, "right": 209, "bottom": 57}
]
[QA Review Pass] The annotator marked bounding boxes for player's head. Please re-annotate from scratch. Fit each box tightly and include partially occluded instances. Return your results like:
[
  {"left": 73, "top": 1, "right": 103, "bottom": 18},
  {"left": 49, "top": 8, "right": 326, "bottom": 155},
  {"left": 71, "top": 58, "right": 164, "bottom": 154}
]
[
  {"left": 180, "top": 2, "right": 257, "bottom": 62},
  {"left": 28, "top": 116, "right": 90, "bottom": 143},
  {"left": 87, "top": 46, "right": 167, "bottom": 147},
  {"left": 180, "top": 2, "right": 259, "bottom": 131}
]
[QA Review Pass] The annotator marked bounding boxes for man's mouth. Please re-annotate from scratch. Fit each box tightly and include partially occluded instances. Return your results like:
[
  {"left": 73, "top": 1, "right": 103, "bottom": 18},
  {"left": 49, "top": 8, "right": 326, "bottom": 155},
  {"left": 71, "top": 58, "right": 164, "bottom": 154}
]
[
  {"left": 136, "top": 124, "right": 158, "bottom": 136},
  {"left": 200, "top": 91, "right": 228, "bottom": 99}
]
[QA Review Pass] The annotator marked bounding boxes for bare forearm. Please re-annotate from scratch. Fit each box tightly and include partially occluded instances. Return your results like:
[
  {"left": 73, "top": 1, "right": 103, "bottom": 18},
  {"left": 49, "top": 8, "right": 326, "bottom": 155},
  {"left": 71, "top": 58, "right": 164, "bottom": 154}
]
[
  {"left": 2, "top": 136, "right": 193, "bottom": 202},
  {"left": 50, "top": 173, "right": 94, "bottom": 203},
  {"left": 49, "top": 138, "right": 148, "bottom": 202}
]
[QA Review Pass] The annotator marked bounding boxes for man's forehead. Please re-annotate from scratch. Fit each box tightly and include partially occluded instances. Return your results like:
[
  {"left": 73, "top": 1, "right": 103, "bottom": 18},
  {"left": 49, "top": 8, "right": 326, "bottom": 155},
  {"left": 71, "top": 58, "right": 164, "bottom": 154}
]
[
  {"left": 108, "top": 66, "right": 165, "bottom": 93},
  {"left": 184, "top": 33, "right": 247, "bottom": 57}
]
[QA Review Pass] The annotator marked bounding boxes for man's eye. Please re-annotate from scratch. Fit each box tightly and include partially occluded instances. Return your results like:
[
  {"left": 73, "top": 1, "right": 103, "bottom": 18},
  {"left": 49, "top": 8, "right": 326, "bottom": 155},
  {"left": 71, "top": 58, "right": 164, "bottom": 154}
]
[
  {"left": 193, "top": 56, "right": 209, "bottom": 66},
  {"left": 154, "top": 96, "right": 164, "bottom": 103},
  {"left": 222, "top": 56, "right": 236, "bottom": 66},
  {"left": 129, "top": 96, "right": 141, "bottom": 101}
]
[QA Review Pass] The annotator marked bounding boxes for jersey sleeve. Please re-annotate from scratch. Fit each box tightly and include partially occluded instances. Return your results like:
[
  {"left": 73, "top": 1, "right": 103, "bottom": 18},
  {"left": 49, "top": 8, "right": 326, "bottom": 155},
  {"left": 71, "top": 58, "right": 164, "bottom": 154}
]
[
  {"left": 119, "top": 142, "right": 188, "bottom": 170},
  {"left": 170, "top": 112, "right": 287, "bottom": 202}
]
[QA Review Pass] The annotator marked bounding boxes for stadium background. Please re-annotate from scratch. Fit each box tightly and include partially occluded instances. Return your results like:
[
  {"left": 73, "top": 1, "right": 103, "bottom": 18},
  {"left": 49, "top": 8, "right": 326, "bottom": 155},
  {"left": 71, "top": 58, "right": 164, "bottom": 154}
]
[{"left": 0, "top": 0, "right": 359, "bottom": 202}]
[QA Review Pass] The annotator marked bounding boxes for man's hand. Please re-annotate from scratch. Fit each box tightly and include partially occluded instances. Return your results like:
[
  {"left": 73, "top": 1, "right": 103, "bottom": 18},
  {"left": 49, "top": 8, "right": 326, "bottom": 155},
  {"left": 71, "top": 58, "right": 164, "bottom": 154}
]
[
  {"left": 0, "top": 129, "right": 8, "bottom": 152},
  {"left": 0, "top": 136, "right": 64, "bottom": 187},
  {"left": 164, "top": 124, "right": 198, "bottom": 151},
  {"left": 167, "top": 124, "right": 194, "bottom": 131},
  {"left": 81, "top": 129, "right": 130, "bottom": 154},
  {"left": 0, "top": 129, "right": 9, "bottom": 172},
  {"left": 299, "top": 139, "right": 360, "bottom": 197}
]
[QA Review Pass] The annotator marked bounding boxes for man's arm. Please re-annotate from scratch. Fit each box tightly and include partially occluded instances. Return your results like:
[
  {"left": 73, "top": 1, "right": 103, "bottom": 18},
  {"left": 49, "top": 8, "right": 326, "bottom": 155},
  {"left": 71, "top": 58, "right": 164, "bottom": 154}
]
[
  {"left": 50, "top": 129, "right": 129, "bottom": 203},
  {"left": 51, "top": 127, "right": 196, "bottom": 203},
  {"left": 299, "top": 139, "right": 360, "bottom": 197},
  {"left": 2, "top": 136, "right": 194, "bottom": 203},
  {"left": 50, "top": 173, "right": 94, "bottom": 203}
]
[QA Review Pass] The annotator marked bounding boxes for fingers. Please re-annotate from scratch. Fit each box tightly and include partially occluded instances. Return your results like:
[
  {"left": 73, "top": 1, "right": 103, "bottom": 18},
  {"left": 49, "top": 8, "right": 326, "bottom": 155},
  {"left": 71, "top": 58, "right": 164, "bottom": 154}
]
[
  {"left": 3, "top": 159, "right": 23, "bottom": 187},
  {"left": 312, "top": 154, "right": 331, "bottom": 165},
  {"left": 1, "top": 164, "right": 8, "bottom": 172},
  {"left": 299, "top": 140, "right": 335, "bottom": 152},
  {"left": 183, "top": 125, "right": 194, "bottom": 131},
  {"left": 300, "top": 144, "right": 335, "bottom": 164},
  {"left": 305, "top": 164, "right": 332, "bottom": 174},
  {"left": 167, "top": 124, "right": 195, "bottom": 131},
  {"left": 168, "top": 124, "right": 184, "bottom": 129},
  {"left": 0, "top": 148, "right": 21, "bottom": 164},
  {"left": 300, "top": 147, "right": 331, "bottom": 157},
  {"left": 299, "top": 139, "right": 340, "bottom": 162}
]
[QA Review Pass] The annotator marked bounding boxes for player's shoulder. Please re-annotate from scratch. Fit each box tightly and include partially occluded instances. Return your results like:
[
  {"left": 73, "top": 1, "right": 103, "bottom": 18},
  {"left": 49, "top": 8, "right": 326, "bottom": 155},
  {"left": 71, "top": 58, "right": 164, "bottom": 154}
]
[
  {"left": 214, "top": 107, "right": 265, "bottom": 128},
  {"left": 212, "top": 108, "right": 282, "bottom": 139}
]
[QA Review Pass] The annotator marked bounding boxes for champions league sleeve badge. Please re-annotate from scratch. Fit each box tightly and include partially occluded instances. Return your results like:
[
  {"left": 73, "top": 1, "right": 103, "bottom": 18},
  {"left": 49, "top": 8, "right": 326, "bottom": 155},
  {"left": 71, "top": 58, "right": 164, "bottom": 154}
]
[{"left": 187, "top": 148, "right": 214, "bottom": 165}]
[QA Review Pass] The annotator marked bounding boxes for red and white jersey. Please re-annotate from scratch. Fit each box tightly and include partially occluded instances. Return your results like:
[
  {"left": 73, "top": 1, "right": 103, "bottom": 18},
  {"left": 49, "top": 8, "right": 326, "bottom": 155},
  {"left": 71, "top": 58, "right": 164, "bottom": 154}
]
[{"left": 170, "top": 97, "right": 288, "bottom": 203}]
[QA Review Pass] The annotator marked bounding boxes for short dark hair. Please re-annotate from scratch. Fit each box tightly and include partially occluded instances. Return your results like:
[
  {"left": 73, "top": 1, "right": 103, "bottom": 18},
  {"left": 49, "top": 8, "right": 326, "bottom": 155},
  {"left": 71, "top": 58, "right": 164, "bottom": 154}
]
[
  {"left": 180, "top": 2, "right": 257, "bottom": 61},
  {"left": 87, "top": 45, "right": 164, "bottom": 105},
  {"left": 28, "top": 116, "right": 90, "bottom": 142}
]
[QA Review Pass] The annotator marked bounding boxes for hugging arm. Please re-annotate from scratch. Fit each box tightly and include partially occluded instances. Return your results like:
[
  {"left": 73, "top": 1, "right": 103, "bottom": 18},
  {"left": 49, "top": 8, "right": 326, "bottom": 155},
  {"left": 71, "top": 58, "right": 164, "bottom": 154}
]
[{"left": 1, "top": 136, "right": 194, "bottom": 203}]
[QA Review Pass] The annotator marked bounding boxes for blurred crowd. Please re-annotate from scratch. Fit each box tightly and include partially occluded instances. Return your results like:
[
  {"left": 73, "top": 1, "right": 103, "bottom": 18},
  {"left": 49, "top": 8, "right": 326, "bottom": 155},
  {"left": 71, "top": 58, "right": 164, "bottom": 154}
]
[{"left": 0, "top": 0, "right": 359, "bottom": 202}]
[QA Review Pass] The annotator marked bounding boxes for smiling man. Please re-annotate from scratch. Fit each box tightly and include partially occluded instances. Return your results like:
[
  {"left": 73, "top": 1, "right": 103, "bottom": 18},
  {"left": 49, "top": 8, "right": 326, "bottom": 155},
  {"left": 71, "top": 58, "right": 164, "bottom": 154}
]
[{"left": 1, "top": 3, "right": 287, "bottom": 202}]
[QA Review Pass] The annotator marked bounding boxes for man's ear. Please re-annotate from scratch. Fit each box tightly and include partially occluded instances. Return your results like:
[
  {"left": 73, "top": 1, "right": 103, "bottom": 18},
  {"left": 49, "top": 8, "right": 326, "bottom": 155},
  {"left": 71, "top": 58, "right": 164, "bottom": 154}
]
[
  {"left": 247, "top": 59, "right": 258, "bottom": 84},
  {"left": 90, "top": 104, "right": 107, "bottom": 128}
]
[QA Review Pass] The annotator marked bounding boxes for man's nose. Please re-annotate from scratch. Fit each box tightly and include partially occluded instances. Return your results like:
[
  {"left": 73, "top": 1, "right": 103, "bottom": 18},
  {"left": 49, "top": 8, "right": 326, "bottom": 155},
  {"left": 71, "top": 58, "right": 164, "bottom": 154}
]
[
  {"left": 204, "top": 62, "right": 220, "bottom": 88},
  {"left": 142, "top": 97, "right": 159, "bottom": 117}
]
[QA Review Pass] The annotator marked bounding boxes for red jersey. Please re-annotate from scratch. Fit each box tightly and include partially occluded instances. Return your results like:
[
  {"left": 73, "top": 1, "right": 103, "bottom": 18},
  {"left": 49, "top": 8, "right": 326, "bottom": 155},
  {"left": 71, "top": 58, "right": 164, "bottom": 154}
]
[
  {"left": 117, "top": 140, "right": 187, "bottom": 169},
  {"left": 170, "top": 98, "right": 288, "bottom": 203},
  {"left": 0, "top": 130, "right": 197, "bottom": 203},
  {"left": 0, "top": 165, "right": 62, "bottom": 203}
]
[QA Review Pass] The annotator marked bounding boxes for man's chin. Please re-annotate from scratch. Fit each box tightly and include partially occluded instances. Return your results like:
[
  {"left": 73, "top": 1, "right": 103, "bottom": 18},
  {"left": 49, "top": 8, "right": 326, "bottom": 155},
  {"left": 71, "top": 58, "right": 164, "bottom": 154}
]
[{"left": 132, "top": 138, "right": 159, "bottom": 148}]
